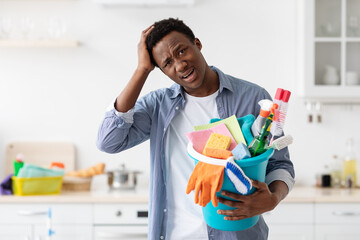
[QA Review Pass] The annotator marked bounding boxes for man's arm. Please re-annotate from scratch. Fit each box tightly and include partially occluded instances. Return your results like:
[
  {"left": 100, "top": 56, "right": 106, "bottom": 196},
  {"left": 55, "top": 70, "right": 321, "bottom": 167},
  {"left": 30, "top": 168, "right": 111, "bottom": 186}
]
[
  {"left": 96, "top": 25, "right": 155, "bottom": 153},
  {"left": 115, "top": 25, "right": 154, "bottom": 113}
]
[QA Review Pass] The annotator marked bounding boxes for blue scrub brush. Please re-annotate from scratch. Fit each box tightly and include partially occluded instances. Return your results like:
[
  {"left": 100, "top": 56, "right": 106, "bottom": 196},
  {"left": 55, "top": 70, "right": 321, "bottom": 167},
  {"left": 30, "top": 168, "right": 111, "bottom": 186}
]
[{"left": 225, "top": 157, "right": 252, "bottom": 195}]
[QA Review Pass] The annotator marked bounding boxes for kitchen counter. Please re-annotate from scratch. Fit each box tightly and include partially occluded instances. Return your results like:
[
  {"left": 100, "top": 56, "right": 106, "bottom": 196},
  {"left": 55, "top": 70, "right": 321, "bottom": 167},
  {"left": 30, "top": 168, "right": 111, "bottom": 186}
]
[
  {"left": 1, "top": 186, "right": 360, "bottom": 203},
  {"left": 0, "top": 188, "right": 149, "bottom": 203},
  {"left": 283, "top": 186, "right": 360, "bottom": 203}
]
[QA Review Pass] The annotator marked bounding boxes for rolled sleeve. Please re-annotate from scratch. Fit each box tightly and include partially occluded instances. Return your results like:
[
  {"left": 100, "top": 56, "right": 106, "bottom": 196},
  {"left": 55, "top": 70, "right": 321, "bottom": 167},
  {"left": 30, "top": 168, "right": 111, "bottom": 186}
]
[
  {"left": 265, "top": 168, "right": 295, "bottom": 192},
  {"left": 107, "top": 98, "right": 135, "bottom": 124}
]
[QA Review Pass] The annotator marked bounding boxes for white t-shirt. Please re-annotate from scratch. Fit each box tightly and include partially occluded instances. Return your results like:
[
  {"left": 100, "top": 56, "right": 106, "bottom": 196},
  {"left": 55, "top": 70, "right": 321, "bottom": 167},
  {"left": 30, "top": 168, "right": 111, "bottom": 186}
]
[{"left": 165, "top": 90, "right": 220, "bottom": 240}]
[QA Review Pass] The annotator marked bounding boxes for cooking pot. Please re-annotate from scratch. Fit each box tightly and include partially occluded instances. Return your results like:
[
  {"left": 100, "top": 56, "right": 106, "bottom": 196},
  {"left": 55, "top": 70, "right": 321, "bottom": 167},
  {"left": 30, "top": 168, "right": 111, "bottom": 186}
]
[{"left": 107, "top": 164, "right": 141, "bottom": 190}]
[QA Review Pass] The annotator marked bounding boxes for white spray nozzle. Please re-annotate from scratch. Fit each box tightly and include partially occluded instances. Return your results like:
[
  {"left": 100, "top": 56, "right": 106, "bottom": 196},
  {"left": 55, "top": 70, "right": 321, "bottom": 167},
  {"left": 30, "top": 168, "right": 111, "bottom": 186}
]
[{"left": 258, "top": 99, "right": 273, "bottom": 111}]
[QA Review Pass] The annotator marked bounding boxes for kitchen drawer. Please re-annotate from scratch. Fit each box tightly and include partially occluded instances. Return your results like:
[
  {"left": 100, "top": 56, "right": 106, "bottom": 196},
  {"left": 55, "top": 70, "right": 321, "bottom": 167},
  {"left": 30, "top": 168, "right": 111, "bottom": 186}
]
[
  {"left": 263, "top": 203, "right": 314, "bottom": 224},
  {"left": 0, "top": 203, "right": 92, "bottom": 224},
  {"left": 94, "top": 225, "right": 147, "bottom": 240},
  {"left": 94, "top": 203, "right": 148, "bottom": 224},
  {"left": 315, "top": 203, "right": 360, "bottom": 224},
  {"left": 36, "top": 224, "right": 93, "bottom": 240}
]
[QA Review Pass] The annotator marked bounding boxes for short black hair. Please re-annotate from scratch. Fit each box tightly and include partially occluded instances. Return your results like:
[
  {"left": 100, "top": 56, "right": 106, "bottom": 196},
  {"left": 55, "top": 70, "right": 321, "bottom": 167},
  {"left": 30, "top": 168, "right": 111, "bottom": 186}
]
[{"left": 146, "top": 18, "right": 195, "bottom": 67}]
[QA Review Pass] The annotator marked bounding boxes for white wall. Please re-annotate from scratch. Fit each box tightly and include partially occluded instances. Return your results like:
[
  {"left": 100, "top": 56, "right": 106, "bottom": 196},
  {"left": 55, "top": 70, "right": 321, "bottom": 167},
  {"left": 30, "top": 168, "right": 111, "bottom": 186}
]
[{"left": 1, "top": 0, "right": 359, "bottom": 188}]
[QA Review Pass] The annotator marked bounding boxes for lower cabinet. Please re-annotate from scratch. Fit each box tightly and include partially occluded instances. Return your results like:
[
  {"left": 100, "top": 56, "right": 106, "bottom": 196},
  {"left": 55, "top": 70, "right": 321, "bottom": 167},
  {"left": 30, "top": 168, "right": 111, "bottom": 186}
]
[
  {"left": 93, "top": 203, "right": 148, "bottom": 240},
  {"left": 2, "top": 201, "right": 360, "bottom": 239},
  {"left": 0, "top": 203, "right": 93, "bottom": 240},
  {"left": 0, "top": 224, "right": 32, "bottom": 240},
  {"left": 314, "top": 203, "right": 360, "bottom": 240},
  {"left": 264, "top": 203, "right": 314, "bottom": 240},
  {"left": 265, "top": 202, "right": 360, "bottom": 240}
]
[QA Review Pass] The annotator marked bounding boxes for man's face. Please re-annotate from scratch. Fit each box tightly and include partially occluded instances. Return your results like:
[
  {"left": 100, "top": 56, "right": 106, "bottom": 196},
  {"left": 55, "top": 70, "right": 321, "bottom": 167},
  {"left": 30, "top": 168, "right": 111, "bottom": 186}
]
[{"left": 152, "top": 31, "right": 208, "bottom": 96}]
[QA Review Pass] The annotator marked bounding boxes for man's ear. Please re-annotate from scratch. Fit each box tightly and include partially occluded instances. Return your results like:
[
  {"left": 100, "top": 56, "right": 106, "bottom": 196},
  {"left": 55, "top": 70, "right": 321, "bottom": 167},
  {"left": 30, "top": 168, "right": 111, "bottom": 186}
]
[{"left": 194, "top": 38, "right": 202, "bottom": 51}]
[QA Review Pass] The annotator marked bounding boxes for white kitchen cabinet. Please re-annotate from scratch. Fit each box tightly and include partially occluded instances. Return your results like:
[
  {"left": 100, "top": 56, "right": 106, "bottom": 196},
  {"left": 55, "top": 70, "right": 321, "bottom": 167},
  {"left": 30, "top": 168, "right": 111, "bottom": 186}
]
[
  {"left": 314, "top": 203, "right": 360, "bottom": 239},
  {"left": 264, "top": 203, "right": 314, "bottom": 240},
  {"left": 0, "top": 225, "right": 32, "bottom": 240},
  {"left": 94, "top": 226, "right": 148, "bottom": 240},
  {"left": 298, "top": 0, "right": 360, "bottom": 103},
  {"left": 0, "top": 203, "right": 93, "bottom": 240},
  {"left": 93, "top": 203, "right": 148, "bottom": 240},
  {"left": 35, "top": 225, "right": 92, "bottom": 240}
]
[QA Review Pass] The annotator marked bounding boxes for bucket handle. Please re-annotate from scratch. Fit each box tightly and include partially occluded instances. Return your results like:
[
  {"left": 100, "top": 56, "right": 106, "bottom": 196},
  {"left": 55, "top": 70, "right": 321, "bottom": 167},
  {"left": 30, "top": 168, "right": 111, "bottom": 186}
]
[{"left": 187, "top": 143, "right": 231, "bottom": 166}]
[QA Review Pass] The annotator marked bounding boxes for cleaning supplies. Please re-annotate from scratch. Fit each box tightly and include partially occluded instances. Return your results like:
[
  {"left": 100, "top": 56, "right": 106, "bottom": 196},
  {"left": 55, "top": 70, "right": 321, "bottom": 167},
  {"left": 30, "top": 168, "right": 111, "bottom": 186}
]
[
  {"left": 251, "top": 99, "right": 273, "bottom": 137},
  {"left": 195, "top": 115, "right": 246, "bottom": 145},
  {"left": 203, "top": 148, "right": 233, "bottom": 159},
  {"left": 248, "top": 108, "right": 275, "bottom": 157},
  {"left": 270, "top": 89, "right": 291, "bottom": 142},
  {"left": 13, "top": 153, "right": 24, "bottom": 177},
  {"left": 203, "top": 133, "right": 232, "bottom": 158},
  {"left": 185, "top": 123, "right": 237, "bottom": 154},
  {"left": 266, "top": 135, "right": 293, "bottom": 151},
  {"left": 225, "top": 157, "right": 252, "bottom": 195},
  {"left": 17, "top": 164, "right": 65, "bottom": 178},
  {"left": 231, "top": 143, "right": 251, "bottom": 160},
  {"left": 186, "top": 161, "right": 225, "bottom": 207}
]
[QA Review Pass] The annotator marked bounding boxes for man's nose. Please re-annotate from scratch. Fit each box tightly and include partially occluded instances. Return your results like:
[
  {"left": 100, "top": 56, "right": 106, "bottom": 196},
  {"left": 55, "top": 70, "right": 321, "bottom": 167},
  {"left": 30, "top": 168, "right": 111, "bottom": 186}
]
[{"left": 175, "top": 59, "right": 187, "bottom": 72}]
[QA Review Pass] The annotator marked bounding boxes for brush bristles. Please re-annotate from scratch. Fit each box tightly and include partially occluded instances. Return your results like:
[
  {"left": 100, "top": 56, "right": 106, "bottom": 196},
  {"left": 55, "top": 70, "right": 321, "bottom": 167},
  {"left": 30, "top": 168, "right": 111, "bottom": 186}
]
[
  {"left": 225, "top": 159, "right": 252, "bottom": 195},
  {"left": 272, "top": 135, "right": 293, "bottom": 150}
]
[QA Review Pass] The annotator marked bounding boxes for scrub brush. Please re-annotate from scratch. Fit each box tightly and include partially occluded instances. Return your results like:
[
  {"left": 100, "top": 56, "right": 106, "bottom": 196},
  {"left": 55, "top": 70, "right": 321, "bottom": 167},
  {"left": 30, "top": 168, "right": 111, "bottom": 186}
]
[
  {"left": 225, "top": 157, "right": 252, "bottom": 195},
  {"left": 267, "top": 135, "right": 293, "bottom": 151}
]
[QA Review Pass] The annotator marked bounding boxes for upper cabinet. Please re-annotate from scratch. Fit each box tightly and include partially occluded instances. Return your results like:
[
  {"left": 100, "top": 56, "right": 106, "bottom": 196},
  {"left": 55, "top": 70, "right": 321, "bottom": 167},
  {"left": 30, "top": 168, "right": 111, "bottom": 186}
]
[{"left": 298, "top": 0, "right": 360, "bottom": 103}]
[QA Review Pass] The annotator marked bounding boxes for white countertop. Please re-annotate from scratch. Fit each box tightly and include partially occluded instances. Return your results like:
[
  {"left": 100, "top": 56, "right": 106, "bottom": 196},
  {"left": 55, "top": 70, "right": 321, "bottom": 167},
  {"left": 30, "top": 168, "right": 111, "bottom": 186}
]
[
  {"left": 1, "top": 186, "right": 360, "bottom": 204},
  {"left": 0, "top": 188, "right": 149, "bottom": 203},
  {"left": 283, "top": 186, "right": 360, "bottom": 203}
]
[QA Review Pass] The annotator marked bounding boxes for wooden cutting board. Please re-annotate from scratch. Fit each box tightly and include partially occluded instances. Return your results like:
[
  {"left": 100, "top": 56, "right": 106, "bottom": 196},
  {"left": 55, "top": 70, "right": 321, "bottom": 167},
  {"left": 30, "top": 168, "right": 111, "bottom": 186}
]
[{"left": 5, "top": 141, "right": 75, "bottom": 176}]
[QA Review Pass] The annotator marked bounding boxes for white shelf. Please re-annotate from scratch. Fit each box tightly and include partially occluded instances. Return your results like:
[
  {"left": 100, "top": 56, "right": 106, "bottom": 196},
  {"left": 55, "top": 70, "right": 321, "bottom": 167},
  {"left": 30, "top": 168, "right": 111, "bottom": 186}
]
[
  {"left": 93, "top": 0, "right": 194, "bottom": 7},
  {"left": 0, "top": 40, "right": 80, "bottom": 47}
]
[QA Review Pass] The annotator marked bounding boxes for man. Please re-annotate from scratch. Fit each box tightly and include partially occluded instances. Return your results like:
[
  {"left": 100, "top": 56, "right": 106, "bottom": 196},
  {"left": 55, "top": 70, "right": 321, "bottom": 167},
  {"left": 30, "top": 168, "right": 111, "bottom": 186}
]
[{"left": 97, "top": 18, "right": 295, "bottom": 240}]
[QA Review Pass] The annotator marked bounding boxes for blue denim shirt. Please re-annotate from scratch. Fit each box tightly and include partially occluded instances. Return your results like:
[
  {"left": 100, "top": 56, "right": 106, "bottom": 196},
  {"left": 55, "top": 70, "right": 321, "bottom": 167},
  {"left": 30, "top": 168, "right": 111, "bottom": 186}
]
[{"left": 97, "top": 66, "right": 295, "bottom": 240}]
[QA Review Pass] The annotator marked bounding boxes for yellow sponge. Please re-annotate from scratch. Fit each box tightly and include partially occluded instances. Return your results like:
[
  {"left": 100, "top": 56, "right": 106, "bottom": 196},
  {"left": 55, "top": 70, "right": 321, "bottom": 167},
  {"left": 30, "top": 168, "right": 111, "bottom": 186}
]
[
  {"left": 203, "top": 133, "right": 231, "bottom": 153},
  {"left": 203, "top": 148, "right": 233, "bottom": 159}
]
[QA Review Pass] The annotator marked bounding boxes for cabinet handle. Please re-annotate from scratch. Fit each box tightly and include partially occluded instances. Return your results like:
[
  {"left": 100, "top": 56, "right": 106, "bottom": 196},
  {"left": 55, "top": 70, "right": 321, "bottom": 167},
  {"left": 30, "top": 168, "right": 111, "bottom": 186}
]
[
  {"left": 116, "top": 210, "right": 122, "bottom": 217},
  {"left": 17, "top": 210, "right": 47, "bottom": 216},
  {"left": 332, "top": 211, "right": 360, "bottom": 216},
  {"left": 96, "top": 231, "right": 147, "bottom": 238}
]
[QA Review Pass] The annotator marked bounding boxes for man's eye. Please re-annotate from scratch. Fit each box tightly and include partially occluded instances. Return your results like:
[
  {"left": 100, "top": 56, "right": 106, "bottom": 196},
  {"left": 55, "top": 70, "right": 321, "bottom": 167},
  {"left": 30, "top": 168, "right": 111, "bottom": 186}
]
[
  {"left": 179, "top": 49, "right": 185, "bottom": 55},
  {"left": 164, "top": 60, "right": 172, "bottom": 67}
]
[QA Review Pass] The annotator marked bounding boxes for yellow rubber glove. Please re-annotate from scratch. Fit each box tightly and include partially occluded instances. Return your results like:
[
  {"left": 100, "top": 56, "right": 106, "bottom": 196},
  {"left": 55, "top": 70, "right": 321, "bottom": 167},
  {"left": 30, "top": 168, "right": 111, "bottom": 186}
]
[{"left": 186, "top": 161, "right": 225, "bottom": 207}]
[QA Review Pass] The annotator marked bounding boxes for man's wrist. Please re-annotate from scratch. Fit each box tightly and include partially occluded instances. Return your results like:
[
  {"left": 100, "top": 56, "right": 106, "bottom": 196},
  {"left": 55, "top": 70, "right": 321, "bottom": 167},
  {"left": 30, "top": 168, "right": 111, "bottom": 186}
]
[{"left": 269, "top": 180, "right": 289, "bottom": 206}]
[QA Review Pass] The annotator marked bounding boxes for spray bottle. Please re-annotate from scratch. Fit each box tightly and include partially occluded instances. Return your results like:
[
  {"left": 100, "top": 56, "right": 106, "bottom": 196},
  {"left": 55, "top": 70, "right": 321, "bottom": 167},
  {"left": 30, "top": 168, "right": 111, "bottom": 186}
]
[
  {"left": 270, "top": 89, "right": 291, "bottom": 142},
  {"left": 251, "top": 99, "right": 273, "bottom": 137},
  {"left": 248, "top": 105, "right": 277, "bottom": 157}
]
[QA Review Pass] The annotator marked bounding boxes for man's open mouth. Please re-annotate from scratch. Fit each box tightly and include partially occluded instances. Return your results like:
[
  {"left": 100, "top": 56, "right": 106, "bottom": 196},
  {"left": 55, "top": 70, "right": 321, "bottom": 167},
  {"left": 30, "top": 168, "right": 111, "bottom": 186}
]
[{"left": 181, "top": 68, "right": 195, "bottom": 80}]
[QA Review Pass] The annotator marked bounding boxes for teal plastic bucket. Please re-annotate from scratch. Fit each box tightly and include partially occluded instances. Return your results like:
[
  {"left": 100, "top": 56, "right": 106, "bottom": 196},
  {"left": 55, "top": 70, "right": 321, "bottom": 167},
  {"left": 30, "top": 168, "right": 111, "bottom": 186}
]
[{"left": 187, "top": 143, "right": 274, "bottom": 231}]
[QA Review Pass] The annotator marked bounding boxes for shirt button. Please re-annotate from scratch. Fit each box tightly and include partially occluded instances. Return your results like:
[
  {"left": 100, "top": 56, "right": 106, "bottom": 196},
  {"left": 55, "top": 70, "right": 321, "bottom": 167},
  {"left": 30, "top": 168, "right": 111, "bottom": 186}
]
[
  {"left": 163, "top": 128, "right": 166, "bottom": 132},
  {"left": 175, "top": 106, "right": 179, "bottom": 110},
  {"left": 163, "top": 209, "right": 167, "bottom": 212},
  {"left": 160, "top": 236, "right": 164, "bottom": 239},
  {"left": 117, "top": 124, "right": 121, "bottom": 128}
]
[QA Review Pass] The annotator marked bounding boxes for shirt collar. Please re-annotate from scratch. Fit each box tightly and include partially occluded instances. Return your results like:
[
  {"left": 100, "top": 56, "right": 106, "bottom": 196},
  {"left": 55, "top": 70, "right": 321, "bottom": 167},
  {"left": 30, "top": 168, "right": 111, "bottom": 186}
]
[{"left": 169, "top": 65, "right": 234, "bottom": 99}]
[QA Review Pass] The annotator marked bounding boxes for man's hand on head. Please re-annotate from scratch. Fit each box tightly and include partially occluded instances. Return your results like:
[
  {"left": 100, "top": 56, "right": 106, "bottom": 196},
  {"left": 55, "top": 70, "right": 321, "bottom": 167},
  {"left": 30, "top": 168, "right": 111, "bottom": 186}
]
[{"left": 137, "top": 25, "right": 155, "bottom": 74}]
